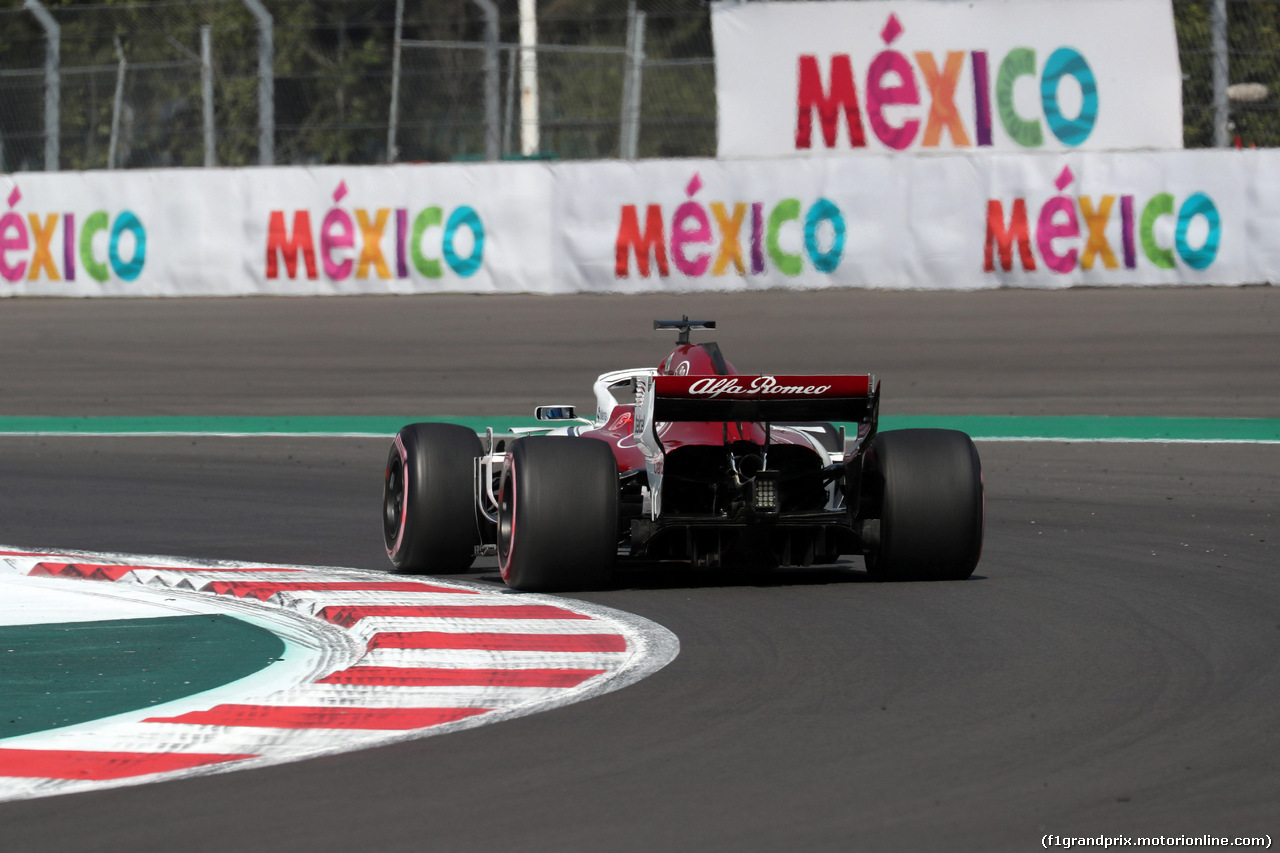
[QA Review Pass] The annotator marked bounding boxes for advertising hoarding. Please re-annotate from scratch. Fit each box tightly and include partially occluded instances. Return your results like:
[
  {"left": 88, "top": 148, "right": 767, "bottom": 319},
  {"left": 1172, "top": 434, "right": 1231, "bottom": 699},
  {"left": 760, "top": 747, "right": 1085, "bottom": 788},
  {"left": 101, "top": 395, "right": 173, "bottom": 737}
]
[{"left": 712, "top": 0, "right": 1183, "bottom": 158}]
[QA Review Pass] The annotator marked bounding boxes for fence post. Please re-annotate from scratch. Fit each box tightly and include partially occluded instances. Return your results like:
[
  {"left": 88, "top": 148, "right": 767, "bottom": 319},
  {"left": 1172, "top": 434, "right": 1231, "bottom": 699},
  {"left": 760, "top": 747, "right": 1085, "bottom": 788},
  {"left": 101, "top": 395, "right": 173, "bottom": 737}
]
[
  {"left": 1212, "top": 0, "right": 1229, "bottom": 147},
  {"left": 110, "top": 36, "right": 126, "bottom": 169},
  {"left": 201, "top": 26, "right": 215, "bottom": 167},
  {"left": 241, "top": 0, "right": 274, "bottom": 165},
  {"left": 471, "top": 0, "right": 501, "bottom": 161},
  {"left": 620, "top": 4, "right": 635, "bottom": 158},
  {"left": 619, "top": 4, "right": 646, "bottom": 160},
  {"left": 519, "top": 0, "right": 539, "bottom": 156},
  {"left": 387, "top": 0, "right": 404, "bottom": 163},
  {"left": 503, "top": 46, "right": 517, "bottom": 157},
  {"left": 23, "top": 0, "right": 59, "bottom": 171}
]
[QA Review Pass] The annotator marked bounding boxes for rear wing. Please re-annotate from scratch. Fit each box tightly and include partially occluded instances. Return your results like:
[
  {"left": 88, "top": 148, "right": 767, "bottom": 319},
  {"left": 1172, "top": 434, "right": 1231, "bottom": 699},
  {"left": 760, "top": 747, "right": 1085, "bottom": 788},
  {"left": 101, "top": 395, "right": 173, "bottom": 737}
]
[
  {"left": 633, "top": 373, "right": 880, "bottom": 519},
  {"left": 633, "top": 372, "right": 879, "bottom": 464},
  {"left": 648, "top": 374, "right": 879, "bottom": 423}
]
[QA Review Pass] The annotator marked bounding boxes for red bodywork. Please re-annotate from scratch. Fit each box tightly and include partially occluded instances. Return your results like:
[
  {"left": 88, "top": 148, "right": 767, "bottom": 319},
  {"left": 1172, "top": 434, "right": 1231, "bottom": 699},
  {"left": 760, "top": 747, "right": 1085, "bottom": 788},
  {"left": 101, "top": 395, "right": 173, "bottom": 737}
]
[{"left": 578, "top": 342, "right": 821, "bottom": 473}]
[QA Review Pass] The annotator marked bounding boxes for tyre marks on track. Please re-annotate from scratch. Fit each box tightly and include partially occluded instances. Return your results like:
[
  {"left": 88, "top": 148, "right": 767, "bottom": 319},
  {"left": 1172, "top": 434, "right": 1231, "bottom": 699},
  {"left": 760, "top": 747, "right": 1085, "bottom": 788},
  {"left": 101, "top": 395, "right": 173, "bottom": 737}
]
[{"left": 0, "top": 547, "right": 679, "bottom": 802}]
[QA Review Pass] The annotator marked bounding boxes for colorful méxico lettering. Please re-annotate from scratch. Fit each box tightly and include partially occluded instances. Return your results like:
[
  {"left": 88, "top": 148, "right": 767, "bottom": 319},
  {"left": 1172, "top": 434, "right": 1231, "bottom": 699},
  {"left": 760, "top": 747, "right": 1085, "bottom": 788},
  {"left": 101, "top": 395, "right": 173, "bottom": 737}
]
[
  {"left": 796, "top": 13, "right": 1098, "bottom": 152},
  {"left": 0, "top": 185, "right": 146, "bottom": 284},
  {"left": 266, "top": 180, "right": 485, "bottom": 281},
  {"left": 984, "top": 166, "right": 1221, "bottom": 274},
  {"left": 615, "top": 173, "right": 846, "bottom": 280}
]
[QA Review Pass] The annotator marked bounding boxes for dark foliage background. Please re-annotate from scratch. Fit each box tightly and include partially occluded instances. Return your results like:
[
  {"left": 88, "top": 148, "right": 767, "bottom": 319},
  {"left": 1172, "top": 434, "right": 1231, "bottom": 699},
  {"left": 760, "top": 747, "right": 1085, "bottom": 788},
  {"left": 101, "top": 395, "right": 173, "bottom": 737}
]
[{"left": 0, "top": 0, "right": 1274, "bottom": 171}]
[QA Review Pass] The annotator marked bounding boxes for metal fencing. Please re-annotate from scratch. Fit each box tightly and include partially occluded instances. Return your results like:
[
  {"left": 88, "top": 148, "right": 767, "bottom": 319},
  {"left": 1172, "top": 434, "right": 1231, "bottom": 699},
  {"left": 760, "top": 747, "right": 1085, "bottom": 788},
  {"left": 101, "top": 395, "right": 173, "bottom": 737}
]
[
  {"left": 0, "top": 0, "right": 716, "bottom": 170},
  {"left": 1179, "top": 0, "right": 1280, "bottom": 148},
  {"left": 1, "top": 0, "right": 1278, "bottom": 172}
]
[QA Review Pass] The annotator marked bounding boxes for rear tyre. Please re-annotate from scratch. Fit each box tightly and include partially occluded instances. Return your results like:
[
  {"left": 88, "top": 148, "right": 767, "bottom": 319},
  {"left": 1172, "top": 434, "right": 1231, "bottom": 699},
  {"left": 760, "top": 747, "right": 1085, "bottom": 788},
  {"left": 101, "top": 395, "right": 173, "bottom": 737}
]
[
  {"left": 383, "top": 422, "right": 483, "bottom": 573},
  {"left": 498, "top": 436, "right": 619, "bottom": 592},
  {"left": 863, "top": 429, "right": 983, "bottom": 581}
]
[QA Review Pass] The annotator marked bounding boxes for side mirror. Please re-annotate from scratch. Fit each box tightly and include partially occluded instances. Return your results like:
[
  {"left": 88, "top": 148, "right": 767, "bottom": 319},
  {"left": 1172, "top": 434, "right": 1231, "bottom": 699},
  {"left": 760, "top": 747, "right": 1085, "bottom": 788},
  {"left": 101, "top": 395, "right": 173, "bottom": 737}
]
[{"left": 534, "top": 405, "right": 576, "bottom": 421}]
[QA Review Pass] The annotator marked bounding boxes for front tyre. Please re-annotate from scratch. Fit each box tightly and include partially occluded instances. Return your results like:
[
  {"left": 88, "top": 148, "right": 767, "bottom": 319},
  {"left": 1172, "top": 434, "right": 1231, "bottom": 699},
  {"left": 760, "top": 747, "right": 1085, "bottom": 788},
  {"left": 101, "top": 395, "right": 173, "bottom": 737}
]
[
  {"left": 498, "top": 436, "right": 619, "bottom": 592},
  {"left": 863, "top": 429, "right": 984, "bottom": 581},
  {"left": 383, "top": 422, "right": 483, "bottom": 573}
]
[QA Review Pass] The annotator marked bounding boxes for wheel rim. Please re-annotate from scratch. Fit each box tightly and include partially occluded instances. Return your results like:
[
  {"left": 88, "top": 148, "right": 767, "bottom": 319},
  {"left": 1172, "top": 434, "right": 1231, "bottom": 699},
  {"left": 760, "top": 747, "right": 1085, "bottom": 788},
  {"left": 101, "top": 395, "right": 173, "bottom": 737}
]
[
  {"left": 497, "top": 465, "right": 515, "bottom": 581},
  {"left": 383, "top": 447, "right": 407, "bottom": 550}
]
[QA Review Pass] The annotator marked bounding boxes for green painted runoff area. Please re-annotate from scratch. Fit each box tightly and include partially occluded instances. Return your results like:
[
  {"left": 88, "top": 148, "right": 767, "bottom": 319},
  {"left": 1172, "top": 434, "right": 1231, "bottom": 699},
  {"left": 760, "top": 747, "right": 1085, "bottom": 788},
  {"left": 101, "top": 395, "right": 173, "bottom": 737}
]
[
  {"left": 0, "top": 415, "right": 1276, "bottom": 441},
  {"left": 0, "top": 614, "right": 284, "bottom": 738}
]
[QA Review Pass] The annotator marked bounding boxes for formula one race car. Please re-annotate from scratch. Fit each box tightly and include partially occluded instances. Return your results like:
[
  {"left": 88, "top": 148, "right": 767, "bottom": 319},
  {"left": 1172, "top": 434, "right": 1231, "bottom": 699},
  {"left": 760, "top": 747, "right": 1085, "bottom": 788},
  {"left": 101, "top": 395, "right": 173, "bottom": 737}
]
[{"left": 382, "top": 318, "right": 983, "bottom": 591}]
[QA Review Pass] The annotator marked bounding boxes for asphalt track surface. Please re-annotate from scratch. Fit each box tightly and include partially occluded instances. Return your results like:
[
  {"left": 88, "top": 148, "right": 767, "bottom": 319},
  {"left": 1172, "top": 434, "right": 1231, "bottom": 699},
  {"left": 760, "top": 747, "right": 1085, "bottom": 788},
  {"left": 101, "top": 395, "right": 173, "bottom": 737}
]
[{"left": 0, "top": 288, "right": 1276, "bottom": 852}]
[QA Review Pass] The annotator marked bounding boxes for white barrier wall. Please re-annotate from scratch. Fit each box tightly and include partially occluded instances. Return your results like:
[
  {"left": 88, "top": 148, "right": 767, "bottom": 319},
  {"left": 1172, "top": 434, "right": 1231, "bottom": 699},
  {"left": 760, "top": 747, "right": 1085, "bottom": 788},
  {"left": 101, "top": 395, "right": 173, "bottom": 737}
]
[
  {"left": 1, "top": 149, "right": 1277, "bottom": 296},
  {"left": 0, "top": 163, "right": 554, "bottom": 296}
]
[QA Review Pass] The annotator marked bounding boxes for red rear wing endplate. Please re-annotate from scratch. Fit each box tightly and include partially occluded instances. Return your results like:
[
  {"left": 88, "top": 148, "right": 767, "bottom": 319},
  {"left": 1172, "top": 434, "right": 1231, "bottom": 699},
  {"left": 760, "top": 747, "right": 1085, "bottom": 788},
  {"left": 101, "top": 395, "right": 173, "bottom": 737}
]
[{"left": 651, "top": 375, "right": 878, "bottom": 423}]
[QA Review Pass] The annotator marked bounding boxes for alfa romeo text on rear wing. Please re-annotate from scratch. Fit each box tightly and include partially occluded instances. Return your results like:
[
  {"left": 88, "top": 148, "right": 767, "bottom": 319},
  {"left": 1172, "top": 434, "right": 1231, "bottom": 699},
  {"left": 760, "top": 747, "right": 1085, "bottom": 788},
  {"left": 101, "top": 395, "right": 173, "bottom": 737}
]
[{"left": 648, "top": 374, "right": 879, "bottom": 424}]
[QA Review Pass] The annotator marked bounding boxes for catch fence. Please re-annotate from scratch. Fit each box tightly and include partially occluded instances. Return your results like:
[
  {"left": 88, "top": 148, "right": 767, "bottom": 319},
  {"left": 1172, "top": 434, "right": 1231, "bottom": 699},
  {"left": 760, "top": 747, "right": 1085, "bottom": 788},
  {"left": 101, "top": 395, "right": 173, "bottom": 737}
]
[{"left": 0, "top": 0, "right": 1276, "bottom": 172}]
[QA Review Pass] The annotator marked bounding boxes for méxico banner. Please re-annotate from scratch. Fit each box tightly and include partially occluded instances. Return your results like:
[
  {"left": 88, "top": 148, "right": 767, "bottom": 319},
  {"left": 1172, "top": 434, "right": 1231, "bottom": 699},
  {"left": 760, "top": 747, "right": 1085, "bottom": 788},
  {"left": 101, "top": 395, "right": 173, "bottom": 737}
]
[
  {"left": 2, "top": 150, "right": 1278, "bottom": 295},
  {"left": 553, "top": 151, "right": 1272, "bottom": 291},
  {"left": 711, "top": 0, "right": 1183, "bottom": 158},
  {"left": 0, "top": 163, "right": 553, "bottom": 296}
]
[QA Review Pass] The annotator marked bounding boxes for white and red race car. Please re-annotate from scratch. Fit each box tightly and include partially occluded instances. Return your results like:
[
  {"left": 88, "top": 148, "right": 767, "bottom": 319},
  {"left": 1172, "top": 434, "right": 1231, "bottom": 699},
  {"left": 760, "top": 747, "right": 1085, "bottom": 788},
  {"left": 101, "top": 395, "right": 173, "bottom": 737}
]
[{"left": 383, "top": 318, "right": 983, "bottom": 591}]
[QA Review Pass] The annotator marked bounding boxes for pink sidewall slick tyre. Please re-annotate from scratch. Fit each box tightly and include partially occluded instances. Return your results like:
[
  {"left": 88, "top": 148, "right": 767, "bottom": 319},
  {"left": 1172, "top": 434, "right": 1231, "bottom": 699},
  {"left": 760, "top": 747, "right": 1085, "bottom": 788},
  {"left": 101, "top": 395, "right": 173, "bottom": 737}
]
[
  {"left": 499, "top": 436, "right": 618, "bottom": 592},
  {"left": 384, "top": 422, "right": 483, "bottom": 573}
]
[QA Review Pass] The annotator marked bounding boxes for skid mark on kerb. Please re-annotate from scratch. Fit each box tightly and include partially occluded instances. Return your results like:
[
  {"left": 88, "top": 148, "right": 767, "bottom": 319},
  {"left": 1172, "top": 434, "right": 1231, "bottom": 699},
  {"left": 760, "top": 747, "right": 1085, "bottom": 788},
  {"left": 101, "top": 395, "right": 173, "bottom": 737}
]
[{"left": 0, "top": 545, "right": 680, "bottom": 803}]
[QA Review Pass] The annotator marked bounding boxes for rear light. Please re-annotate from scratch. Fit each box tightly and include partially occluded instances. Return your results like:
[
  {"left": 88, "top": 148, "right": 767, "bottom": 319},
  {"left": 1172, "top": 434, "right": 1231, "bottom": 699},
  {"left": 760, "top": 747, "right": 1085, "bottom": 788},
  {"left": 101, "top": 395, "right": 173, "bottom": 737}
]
[{"left": 752, "top": 471, "right": 779, "bottom": 516}]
